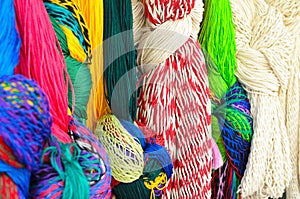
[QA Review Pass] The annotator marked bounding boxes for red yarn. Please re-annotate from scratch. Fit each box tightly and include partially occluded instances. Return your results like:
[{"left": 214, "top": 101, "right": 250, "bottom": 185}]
[
  {"left": 143, "top": 0, "right": 195, "bottom": 25},
  {"left": 0, "top": 137, "right": 22, "bottom": 169},
  {"left": 14, "top": 0, "right": 71, "bottom": 143},
  {"left": 0, "top": 173, "right": 19, "bottom": 198}
]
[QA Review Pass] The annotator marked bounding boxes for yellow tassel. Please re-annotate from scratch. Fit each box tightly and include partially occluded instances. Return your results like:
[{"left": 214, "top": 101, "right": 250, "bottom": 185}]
[
  {"left": 143, "top": 172, "right": 167, "bottom": 199},
  {"left": 73, "top": 0, "right": 111, "bottom": 131}
]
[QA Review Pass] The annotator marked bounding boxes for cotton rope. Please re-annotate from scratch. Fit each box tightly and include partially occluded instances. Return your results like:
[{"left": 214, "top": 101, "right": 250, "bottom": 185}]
[
  {"left": 262, "top": 1, "right": 300, "bottom": 198},
  {"left": 14, "top": 0, "right": 72, "bottom": 143},
  {"left": 95, "top": 114, "right": 144, "bottom": 183},
  {"left": 134, "top": 0, "right": 212, "bottom": 198},
  {"left": 230, "top": 0, "right": 293, "bottom": 198}
]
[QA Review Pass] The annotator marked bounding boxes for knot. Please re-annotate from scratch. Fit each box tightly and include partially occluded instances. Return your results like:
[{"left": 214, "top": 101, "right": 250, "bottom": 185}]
[{"left": 232, "top": 0, "right": 293, "bottom": 94}]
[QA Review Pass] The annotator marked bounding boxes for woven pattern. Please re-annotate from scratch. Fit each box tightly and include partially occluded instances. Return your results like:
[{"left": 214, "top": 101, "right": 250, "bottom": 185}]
[
  {"left": 137, "top": 37, "right": 212, "bottom": 199},
  {"left": 95, "top": 114, "right": 144, "bottom": 183},
  {"left": 0, "top": 75, "right": 52, "bottom": 171}
]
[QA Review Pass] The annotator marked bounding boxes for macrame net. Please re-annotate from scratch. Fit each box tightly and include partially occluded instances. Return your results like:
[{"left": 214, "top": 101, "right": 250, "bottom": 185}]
[
  {"left": 0, "top": 75, "right": 52, "bottom": 171},
  {"left": 95, "top": 114, "right": 144, "bottom": 183}
]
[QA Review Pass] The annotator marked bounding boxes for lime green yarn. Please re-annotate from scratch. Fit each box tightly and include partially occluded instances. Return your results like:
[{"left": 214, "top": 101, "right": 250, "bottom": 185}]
[{"left": 199, "top": 0, "right": 237, "bottom": 88}]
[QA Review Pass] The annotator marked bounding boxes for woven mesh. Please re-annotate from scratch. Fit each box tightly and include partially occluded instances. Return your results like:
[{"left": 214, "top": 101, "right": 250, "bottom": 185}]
[
  {"left": 95, "top": 114, "right": 144, "bottom": 183},
  {"left": 0, "top": 75, "right": 52, "bottom": 171},
  {"left": 214, "top": 81, "right": 253, "bottom": 177}
]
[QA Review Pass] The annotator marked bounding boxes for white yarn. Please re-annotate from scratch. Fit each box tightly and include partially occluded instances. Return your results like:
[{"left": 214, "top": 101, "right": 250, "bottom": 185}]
[
  {"left": 133, "top": 0, "right": 204, "bottom": 74},
  {"left": 263, "top": 1, "right": 300, "bottom": 198},
  {"left": 230, "top": 0, "right": 293, "bottom": 198}
]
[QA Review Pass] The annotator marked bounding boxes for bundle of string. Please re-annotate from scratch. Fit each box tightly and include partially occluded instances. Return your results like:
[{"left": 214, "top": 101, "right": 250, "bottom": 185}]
[
  {"left": 113, "top": 120, "right": 173, "bottom": 199},
  {"left": 14, "top": 0, "right": 71, "bottom": 143},
  {"left": 262, "top": 1, "right": 300, "bottom": 198},
  {"left": 230, "top": 0, "right": 293, "bottom": 198},
  {"left": 198, "top": 0, "right": 253, "bottom": 198},
  {"left": 30, "top": 131, "right": 110, "bottom": 199},
  {"left": 69, "top": 119, "right": 112, "bottom": 198},
  {"left": 103, "top": 0, "right": 138, "bottom": 121},
  {"left": 0, "top": 0, "right": 21, "bottom": 76},
  {"left": 0, "top": 75, "right": 52, "bottom": 198},
  {"left": 73, "top": 0, "right": 111, "bottom": 132},
  {"left": 134, "top": 0, "right": 212, "bottom": 198},
  {"left": 45, "top": 0, "right": 92, "bottom": 124},
  {"left": 95, "top": 114, "right": 144, "bottom": 183}
]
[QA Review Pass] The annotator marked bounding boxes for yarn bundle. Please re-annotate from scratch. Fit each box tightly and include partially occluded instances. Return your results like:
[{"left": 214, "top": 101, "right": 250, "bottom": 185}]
[
  {"left": 112, "top": 120, "right": 173, "bottom": 199},
  {"left": 14, "top": 0, "right": 71, "bottom": 143},
  {"left": 31, "top": 119, "right": 111, "bottom": 199},
  {"left": 199, "top": 0, "right": 253, "bottom": 198},
  {"left": 263, "top": 1, "right": 300, "bottom": 198},
  {"left": 44, "top": 0, "right": 92, "bottom": 124},
  {"left": 230, "top": 0, "right": 293, "bottom": 198},
  {"left": 135, "top": 0, "right": 213, "bottom": 198},
  {"left": 0, "top": 75, "right": 52, "bottom": 198},
  {"left": 103, "top": 0, "right": 138, "bottom": 121}
]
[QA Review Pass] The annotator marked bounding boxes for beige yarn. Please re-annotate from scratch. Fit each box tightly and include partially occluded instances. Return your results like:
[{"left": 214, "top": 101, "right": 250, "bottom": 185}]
[
  {"left": 95, "top": 114, "right": 144, "bottom": 183},
  {"left": 230, "top": 0, "right": 293, "bottom": 198},
  {"left": 262, "top": 1, "right": 300, "bottom": 198},
  {"left": 133, "top": 0, "right": 204, "bottom": 74}
]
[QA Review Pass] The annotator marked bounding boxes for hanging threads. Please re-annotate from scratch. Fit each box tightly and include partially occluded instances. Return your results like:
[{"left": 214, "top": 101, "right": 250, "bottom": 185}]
[
  {"left": 135, "top": 0, "right": 213, "bottom": 198},
  {"left": 0, "top": 75, "right": 52, "bottom": 198},
  {"left": 263, "top": 1, "right": 300, "bottom": 198},
  {"left": 95, "top": 114, "right": 144, "bottom": 183},
  {"left": 230, "top": 0, "right": 293, "bottom": 198},
  {"left": 73, "top": 0, "right": 111, "bottom": 131},
  {"left": 199, "top": 0, "right": 253, "bottom": 198},
  {"left": 103, "top": 0, "right": 138, "bottom": 121},
  {"left": 45, "top": 2, "right": 92, "bottom": 124},
  {"left": 14, "top": 0, "right": 71, "bottom": 143}
]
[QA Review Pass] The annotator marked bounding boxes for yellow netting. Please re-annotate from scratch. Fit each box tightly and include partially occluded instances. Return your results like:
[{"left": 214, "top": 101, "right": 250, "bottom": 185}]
[{"left": 95, "top": 114, "right": 144, "bottom": 183}]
